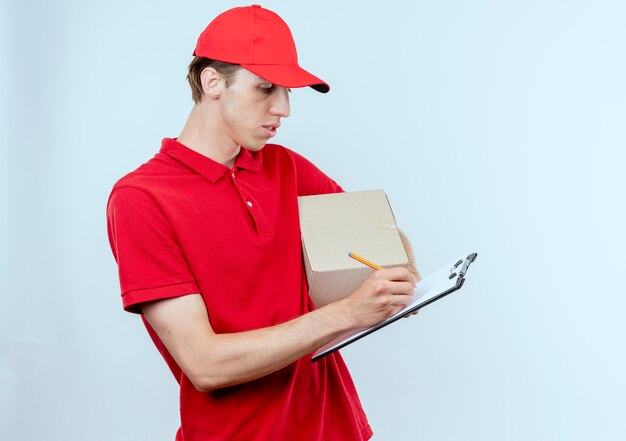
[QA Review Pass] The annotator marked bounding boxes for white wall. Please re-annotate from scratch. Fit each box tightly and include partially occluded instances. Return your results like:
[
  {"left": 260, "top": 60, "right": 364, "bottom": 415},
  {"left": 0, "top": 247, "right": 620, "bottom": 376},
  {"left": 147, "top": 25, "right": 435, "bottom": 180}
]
[{"left": 2, "top": 1, "right": 625, "bottom": 440}]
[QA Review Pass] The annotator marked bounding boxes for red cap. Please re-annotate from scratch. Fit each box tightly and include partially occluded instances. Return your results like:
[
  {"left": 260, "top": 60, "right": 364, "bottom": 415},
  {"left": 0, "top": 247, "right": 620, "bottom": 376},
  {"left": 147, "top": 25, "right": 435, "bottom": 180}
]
[{"left": 193, "top": 5, "right": 330, "bottom": 93}]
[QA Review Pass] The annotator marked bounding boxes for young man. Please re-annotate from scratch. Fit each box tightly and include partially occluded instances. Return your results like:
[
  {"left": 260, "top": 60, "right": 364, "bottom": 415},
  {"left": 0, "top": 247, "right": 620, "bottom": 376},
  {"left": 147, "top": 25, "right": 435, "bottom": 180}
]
[{"left": 107, "top": 5, "right": 417, "bottom": 441}]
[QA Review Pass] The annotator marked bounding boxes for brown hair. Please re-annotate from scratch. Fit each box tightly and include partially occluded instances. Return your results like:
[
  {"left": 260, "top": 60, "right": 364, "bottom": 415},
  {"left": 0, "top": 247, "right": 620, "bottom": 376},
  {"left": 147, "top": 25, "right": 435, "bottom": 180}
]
[{"left": 187, "top": 57, "right": 241, "bottom": 104}]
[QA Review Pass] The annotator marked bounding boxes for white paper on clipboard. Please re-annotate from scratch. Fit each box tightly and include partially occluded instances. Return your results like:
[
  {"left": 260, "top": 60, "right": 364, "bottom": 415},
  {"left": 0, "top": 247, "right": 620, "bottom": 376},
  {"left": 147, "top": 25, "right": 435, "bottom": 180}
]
[{"left": 311, "top": 252, "right": 477, "bottom": 362}]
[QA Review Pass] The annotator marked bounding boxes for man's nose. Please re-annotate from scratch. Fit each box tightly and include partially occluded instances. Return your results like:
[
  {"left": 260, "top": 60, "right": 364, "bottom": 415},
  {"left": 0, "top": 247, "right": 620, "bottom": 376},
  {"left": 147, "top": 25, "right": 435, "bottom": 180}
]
[{"left": 270, "top": 87, "right": 290, "bottom": 118}]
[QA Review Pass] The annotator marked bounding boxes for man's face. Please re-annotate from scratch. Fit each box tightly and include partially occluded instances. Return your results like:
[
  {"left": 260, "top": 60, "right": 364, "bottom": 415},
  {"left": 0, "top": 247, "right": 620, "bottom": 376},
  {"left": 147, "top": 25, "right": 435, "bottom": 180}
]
[{"left": 217, "top": 68, "right": 291, "bottom": 151}]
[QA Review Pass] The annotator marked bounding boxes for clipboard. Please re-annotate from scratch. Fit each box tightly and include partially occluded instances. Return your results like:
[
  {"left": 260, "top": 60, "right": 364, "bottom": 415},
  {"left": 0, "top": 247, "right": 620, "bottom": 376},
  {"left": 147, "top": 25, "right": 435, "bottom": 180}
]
[{"left": 311, "top": 252, "right": 478, "bottom": 362}]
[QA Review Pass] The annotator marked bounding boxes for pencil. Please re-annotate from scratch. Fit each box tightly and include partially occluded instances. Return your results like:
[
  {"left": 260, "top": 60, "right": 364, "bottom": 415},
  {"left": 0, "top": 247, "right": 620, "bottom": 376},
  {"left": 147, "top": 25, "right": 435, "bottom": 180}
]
[{"left": 348, "top": 252, "right": 383, "bottom": 271}]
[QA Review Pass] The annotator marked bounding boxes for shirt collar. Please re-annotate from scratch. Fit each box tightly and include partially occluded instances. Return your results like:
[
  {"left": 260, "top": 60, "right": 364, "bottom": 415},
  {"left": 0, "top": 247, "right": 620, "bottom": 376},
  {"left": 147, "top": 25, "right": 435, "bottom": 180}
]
[{"left": 160, "top": 138, "right": 259, "bottom": 183}]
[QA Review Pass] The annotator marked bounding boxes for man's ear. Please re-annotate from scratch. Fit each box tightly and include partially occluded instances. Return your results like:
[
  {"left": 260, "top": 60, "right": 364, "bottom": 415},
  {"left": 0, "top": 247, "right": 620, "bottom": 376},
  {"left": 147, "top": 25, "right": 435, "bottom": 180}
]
[{"left": 200, "top": 67, "right": 222, "bottom": 99}]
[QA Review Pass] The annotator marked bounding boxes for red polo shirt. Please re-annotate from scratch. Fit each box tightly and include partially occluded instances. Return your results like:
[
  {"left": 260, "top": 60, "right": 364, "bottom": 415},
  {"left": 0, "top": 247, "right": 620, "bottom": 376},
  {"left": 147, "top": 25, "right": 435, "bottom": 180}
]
[{"left": 106, "top": 138, "right": 373, "bottom": 441}]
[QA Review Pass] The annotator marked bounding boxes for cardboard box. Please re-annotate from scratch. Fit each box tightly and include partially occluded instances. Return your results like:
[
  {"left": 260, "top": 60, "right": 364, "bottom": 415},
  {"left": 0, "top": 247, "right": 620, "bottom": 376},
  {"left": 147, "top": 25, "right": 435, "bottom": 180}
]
[{"left": 298, "top": 190, "right": 409, "bottom": 308}]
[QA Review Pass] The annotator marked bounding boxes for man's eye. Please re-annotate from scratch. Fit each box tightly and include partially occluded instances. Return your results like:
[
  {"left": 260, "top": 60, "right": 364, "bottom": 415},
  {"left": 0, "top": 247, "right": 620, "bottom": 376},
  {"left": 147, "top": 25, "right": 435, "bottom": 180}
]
[{"left": 260, "top": 85, "right": 274, "bottom": 94}]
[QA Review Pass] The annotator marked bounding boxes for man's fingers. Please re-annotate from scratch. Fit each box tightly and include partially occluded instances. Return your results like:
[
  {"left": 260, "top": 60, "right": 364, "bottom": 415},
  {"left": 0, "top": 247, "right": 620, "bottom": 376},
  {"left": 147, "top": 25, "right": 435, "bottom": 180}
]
[
  {"left": 386, "top": 290, "right": 414, "bottom": 308},
  {"left": 372, "top": 267, "right": 419, "bottom": 287},
  {"left": 408, "top": 265, "right": 421, "bottom": 282},
  {"left": 402, "top": 309, "right": 419, "bottom": 319},
  {"left": 376, "top": 267, "right": 416, "bottom": 283},
  {"left": 388, "top": 280, "right": 417, "bottom": 296}
]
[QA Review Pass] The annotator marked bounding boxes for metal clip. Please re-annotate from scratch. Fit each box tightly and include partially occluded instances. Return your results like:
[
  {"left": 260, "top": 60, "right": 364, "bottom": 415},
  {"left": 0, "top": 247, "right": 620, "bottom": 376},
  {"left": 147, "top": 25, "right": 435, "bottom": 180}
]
[{"left": 449, "top": 253, "right": 478, "bottom": 280}]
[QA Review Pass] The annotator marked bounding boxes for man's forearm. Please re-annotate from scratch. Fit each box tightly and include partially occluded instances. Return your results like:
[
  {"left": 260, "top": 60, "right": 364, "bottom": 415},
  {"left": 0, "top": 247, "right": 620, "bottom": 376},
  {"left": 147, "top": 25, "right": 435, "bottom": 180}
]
[
  {"left": 144, "top": 267, "right": 416, "bottom": 392},
  {"left": 188, "top": 302, "right": 354, "bottom": 391}
]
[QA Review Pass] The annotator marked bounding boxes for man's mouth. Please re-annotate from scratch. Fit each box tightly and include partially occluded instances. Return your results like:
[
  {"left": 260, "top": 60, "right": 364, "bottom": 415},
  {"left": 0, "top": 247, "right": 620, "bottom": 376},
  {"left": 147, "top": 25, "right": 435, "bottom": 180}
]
[{"left": 262, "top": 123, "right": 280, "bottom": 137}]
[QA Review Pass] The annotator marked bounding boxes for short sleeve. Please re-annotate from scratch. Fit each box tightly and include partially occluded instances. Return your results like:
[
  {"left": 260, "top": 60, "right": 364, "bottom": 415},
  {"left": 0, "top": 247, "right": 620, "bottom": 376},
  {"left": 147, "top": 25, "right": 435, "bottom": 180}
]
[
  {"left": 106, "top": 186, "right": 200, "bottom": 313},
  {"left": 286, "top": 149, "right": 344, "bottom": 196}
]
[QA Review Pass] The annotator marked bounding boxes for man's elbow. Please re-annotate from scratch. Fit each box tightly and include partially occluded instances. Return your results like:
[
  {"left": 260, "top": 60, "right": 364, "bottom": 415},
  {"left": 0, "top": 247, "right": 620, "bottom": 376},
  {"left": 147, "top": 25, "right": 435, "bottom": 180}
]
[
  {"left": 189, "top": 373, "right": 220, "bottom": 392},
  {"left": 191, "top": 378, "right": 217, "bottom": 393},
  {"left": 187, "top": 368, "right": 233, "bottom": 393}
]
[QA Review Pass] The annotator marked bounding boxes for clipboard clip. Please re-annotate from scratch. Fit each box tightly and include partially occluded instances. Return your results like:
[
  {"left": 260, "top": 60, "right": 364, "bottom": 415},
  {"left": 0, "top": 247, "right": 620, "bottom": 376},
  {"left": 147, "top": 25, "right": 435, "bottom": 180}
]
[{"left": 449, "top": 252, "right": 478, "bottom": 280}]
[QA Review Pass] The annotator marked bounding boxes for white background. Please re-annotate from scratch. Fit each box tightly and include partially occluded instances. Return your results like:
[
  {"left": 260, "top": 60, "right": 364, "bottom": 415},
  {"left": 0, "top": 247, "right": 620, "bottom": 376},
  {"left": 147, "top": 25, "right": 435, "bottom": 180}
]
[{"left": 2, "top": 1, "right": 625, "bottom": 440}]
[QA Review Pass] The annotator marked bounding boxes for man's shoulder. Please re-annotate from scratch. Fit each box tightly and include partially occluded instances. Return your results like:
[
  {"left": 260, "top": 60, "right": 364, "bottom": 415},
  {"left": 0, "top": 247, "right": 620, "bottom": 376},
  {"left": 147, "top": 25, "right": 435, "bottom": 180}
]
[
  {"left": 107, "top": 152, "right": 192, "bottom": 217},
  {"left": 111, "top": 152, "right": 187, "bottom": 194}
]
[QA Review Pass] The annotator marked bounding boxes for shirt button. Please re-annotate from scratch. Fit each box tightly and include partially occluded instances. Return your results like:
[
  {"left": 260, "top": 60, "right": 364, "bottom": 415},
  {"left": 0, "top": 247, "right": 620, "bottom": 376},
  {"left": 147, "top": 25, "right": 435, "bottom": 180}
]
[
  {"left": 231, "top": 173, "right": 235, "bottom": 178},
  {"left": 246, "top": 201, "right": 253, "bottom": 207}
]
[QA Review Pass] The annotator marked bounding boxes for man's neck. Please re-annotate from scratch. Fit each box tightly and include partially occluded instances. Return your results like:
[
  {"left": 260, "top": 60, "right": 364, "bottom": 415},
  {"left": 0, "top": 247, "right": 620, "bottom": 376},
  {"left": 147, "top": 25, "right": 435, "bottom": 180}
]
[{"left": 177, "top": 105, "right": 240, "bottom": 168}]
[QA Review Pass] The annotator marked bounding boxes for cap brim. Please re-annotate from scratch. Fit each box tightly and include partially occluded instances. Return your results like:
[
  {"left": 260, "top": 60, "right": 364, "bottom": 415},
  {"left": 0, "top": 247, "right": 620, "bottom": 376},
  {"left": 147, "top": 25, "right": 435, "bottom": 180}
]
[{"left": 241, "top": 64, "right": 330, "bottom": 93}]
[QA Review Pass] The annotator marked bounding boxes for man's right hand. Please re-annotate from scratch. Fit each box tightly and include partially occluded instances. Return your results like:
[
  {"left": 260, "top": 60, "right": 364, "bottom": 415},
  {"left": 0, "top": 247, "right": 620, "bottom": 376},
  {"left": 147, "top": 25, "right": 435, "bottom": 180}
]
[{"left": 334, "top": 267, "right": 418, "bottom": 329}]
